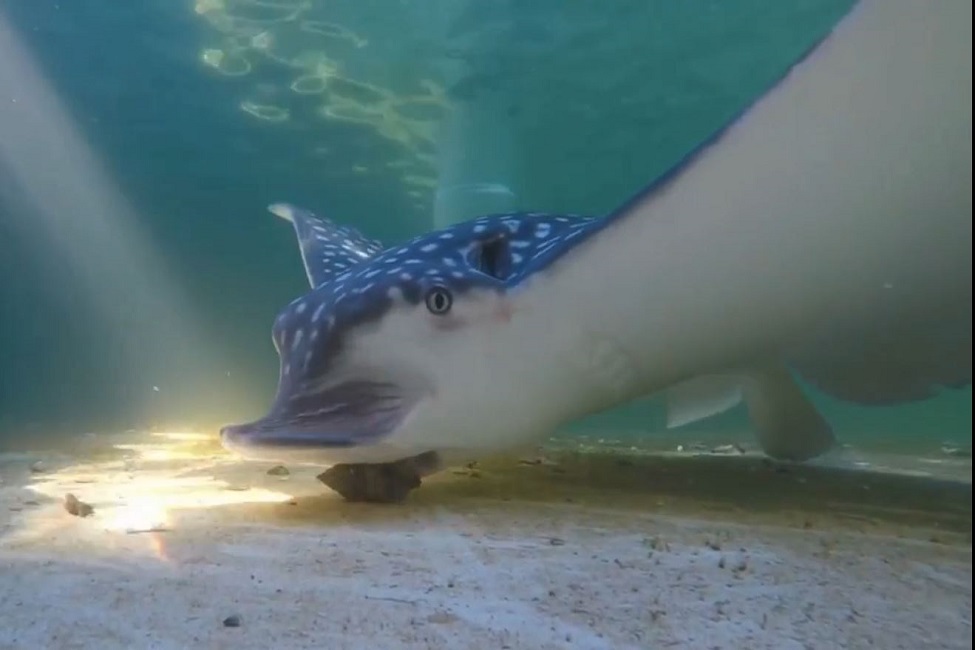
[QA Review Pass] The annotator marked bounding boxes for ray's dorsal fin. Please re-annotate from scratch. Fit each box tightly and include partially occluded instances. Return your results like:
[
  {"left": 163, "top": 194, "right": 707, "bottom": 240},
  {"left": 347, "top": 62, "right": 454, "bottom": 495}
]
[{"left": 269, "top": 202, "right": 385, "bottom": 288}]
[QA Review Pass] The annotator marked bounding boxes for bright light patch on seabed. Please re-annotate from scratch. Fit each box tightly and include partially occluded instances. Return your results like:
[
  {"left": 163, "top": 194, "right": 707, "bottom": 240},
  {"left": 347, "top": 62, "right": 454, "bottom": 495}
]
[
  {"left": 0, "top": 9, "right": 291, "bottom": 554},
  {"left": 6, "top": 431, "right": 294, "bottom": 559}
]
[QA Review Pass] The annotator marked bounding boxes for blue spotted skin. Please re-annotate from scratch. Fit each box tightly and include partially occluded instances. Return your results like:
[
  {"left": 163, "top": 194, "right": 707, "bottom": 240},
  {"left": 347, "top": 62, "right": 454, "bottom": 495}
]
[
  {"left": 272, "top": 205, "right": 602, "bottom": 386},
  {"left": 281, "top": 202, "right": 384, "bottom": 287}
]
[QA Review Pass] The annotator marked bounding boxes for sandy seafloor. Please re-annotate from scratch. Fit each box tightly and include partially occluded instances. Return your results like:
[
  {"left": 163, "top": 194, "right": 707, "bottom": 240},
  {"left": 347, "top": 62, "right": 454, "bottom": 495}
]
[{"left": 0, "top": 430, "right": 970, "bottom": 650}]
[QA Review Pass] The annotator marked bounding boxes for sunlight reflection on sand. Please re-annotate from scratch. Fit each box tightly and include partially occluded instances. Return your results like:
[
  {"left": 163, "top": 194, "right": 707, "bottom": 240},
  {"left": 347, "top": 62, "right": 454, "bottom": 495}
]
[{"left": 8, "top": 431, "right": 294, "bottom": 557}]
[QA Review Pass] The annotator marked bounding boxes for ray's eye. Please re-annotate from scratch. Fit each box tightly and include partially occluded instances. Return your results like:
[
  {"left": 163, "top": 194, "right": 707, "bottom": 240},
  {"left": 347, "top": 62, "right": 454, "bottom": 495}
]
[{"left": 424, "top": 285, "right": 453, "bottom": 315}]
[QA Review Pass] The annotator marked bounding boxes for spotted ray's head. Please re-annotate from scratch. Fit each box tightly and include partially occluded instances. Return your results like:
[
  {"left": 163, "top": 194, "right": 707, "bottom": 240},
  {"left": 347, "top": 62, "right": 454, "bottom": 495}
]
[{"left": 219, "top": 202, "right": 600, "bottom": 464}]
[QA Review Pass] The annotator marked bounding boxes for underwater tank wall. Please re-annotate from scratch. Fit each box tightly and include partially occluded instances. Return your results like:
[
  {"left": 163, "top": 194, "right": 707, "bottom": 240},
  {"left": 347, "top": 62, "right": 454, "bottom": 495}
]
[{"left": 0, "top": 0, "right": 969, "bottom": 458}]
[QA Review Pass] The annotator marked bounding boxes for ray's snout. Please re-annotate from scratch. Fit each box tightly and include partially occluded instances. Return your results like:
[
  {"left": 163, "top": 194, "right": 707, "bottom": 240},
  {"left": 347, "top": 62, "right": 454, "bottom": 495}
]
[
  {"left": 219, "top": 417, "right": 322, "bottom": 453},
  {"left": 219, "top": 421, "right": 256, "bottom": 449},
  {"left": 218, "top": 417, "right": 310, "bottom": 450},
  {"left": 219, "top": 417, "right": 304, "bottom": 452}
]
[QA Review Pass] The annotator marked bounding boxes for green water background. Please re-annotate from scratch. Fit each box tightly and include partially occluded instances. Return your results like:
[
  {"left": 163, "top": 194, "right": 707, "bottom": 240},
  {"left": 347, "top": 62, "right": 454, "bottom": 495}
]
[{"left": 0, "top": 0, "right": 969, "bottom": 453}]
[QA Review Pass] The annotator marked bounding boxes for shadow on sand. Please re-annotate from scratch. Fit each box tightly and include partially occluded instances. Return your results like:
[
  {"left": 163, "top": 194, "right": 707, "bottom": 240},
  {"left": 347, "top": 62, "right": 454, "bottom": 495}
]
[{"left": 206, "top": 451, "right": 972, "bottom": 543}]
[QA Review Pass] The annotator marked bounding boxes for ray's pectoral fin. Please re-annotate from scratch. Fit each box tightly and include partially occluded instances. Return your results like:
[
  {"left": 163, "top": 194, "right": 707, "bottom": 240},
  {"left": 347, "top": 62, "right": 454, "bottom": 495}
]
[
  {"left": 666, "top": 364, "right": 835, "bottom": 462},
  {"left": 739, "top": 364, "right": 835, "bottom": 462},
  {"left": 787, "top": 295, "right": 972, "bottom": 405},
  {"left": 268, "top": 202, "right": 385, "bottom": 288},
  {"left": 665, "top": 375, "right": 744, "bottom": 429}
]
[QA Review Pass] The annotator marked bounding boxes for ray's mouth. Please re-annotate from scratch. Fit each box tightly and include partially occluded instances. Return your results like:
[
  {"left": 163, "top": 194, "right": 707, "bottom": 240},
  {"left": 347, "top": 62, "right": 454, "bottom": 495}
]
[{"left": 220, "top": 379, "right": 420, "bottom": 452}]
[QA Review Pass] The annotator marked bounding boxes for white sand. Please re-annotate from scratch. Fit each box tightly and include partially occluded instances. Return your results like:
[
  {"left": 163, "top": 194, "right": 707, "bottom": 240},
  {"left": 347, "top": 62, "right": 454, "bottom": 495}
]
[{"left": 0, "top": 432, "right": 971, "bottom": 650}]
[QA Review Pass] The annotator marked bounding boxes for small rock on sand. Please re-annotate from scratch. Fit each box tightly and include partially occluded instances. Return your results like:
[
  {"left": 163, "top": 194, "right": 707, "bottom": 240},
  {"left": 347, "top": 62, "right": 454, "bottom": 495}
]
[{"left": 63, "top": 493, "right": 94, "bottom": 518}]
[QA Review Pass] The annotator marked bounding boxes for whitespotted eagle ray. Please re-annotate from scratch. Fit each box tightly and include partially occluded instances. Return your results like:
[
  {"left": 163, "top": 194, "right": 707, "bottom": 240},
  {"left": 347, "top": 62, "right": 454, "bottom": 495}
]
[{"left": 221, "top": 0, "right": 972, "bottom": 502}]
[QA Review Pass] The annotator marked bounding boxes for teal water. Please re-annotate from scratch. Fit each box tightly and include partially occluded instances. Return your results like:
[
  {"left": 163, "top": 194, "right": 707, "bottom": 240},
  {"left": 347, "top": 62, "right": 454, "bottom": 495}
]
[{"left": 0, "top": 0, "right": 969, "bottom": 455}]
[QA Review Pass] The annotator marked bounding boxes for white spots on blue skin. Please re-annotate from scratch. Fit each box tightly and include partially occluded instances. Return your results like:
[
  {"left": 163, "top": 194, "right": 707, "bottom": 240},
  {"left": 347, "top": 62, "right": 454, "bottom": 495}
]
[
  {"left": 536, "top": 240, "right": 560, "bottom": 257},
  {"left": 274, "top": 205, "right": 605, "bottom": 375},
  {"left": 332, "top": 211, "right": 602, "bottom": 290},
  {"left": 312, "top": 303, "right": 326, "bottom": 322},
  {"left": 283, "top": 203, "right": 384, "bottom": 288}
]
